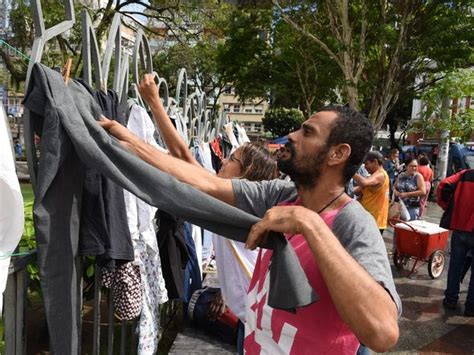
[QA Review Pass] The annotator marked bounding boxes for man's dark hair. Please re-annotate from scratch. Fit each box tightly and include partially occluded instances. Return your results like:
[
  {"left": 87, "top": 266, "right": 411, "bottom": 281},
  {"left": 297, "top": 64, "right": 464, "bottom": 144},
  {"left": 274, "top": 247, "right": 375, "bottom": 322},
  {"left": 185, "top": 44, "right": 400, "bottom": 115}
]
[
  {"left": 320, "top": 105, "right": 374, "bottom": 183},
  {"left": 365, "top": 151, "right": 384, "bottom": 165}
]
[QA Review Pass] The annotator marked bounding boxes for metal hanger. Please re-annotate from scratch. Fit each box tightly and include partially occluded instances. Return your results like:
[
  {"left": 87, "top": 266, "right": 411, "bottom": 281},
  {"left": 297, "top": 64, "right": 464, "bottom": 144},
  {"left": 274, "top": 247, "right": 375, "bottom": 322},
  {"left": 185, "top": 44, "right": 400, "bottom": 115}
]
[{"left": 24, "top": 0, "right": 75, "bottom": 192}]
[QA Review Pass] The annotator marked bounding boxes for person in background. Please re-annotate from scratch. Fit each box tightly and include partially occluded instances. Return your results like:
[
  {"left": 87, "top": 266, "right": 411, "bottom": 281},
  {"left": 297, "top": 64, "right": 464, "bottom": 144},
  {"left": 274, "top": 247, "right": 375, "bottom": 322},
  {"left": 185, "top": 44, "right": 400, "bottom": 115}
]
[
  {"left": 437, "top": 169, "right": 474, "bottom": 317},
  {"left": 417, "top": 155, "right": 433, "bottom": 218},
  {"left": 353, "top": 151, "right": 390, "bottom": 235},
  {"left": 14, "top": 140, "right": 22, "bottom": 157},
  {"left": 384, "top": 148, "right": 401, "bottom": 196},
  {"left": 393, "top": 158, "right": 426, "bottom": 221},
  {"left": 137, "top": 74, "right": 279, "bottom": 353}
]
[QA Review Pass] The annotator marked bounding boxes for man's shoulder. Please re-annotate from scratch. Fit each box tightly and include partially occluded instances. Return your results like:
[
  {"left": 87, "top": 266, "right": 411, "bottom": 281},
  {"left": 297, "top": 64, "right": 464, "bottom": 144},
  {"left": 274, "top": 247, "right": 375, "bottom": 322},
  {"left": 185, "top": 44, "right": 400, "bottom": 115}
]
[
  {"left": 231, "top": 178, "right": 297, "bottom": 217},
  {"left": 333, "top": 202, "right": 381, "bottom": 244}
]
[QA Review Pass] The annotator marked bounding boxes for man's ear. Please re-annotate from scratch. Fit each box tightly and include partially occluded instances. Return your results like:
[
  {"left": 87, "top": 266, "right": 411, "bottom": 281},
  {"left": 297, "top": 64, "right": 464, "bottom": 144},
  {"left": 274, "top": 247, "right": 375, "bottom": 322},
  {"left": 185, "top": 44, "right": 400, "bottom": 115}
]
[{"left": 327, "top": 144, "right": 351, "bottom": 166}]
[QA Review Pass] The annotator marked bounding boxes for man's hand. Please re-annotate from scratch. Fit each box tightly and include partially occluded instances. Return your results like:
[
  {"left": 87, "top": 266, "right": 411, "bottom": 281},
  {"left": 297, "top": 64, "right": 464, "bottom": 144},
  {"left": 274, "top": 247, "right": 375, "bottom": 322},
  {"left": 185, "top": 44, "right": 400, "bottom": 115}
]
[
  {"left": 245, "top": 206, "right": 319, "bottom": 250},
  {"left": 98, "top": 116, "right": 140, "bottom": 153},
  {"left": 138, "top": 73, "right": 160, "bottom": 106}
]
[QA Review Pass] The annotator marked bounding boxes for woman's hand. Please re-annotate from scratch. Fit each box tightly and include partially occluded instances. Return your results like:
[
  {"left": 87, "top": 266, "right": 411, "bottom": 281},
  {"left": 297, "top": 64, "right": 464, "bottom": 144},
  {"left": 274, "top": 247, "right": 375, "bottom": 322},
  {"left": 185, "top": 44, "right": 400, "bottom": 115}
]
[
  {"left": 138, "top": 73, "right": 161, "bottom": 106},
  {"left": 208, "top": 292, "right": 226, "bottom": 321},
  {"left": 98, "top": 116, "right": 141, "bottom": 153}
]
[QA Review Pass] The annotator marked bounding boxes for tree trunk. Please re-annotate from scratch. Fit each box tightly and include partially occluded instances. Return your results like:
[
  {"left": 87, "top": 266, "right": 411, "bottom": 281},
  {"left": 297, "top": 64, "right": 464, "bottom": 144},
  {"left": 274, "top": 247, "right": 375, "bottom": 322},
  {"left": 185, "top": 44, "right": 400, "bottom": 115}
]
[{"left": 436, "top": 97, "right": 451, "bottom": 181}]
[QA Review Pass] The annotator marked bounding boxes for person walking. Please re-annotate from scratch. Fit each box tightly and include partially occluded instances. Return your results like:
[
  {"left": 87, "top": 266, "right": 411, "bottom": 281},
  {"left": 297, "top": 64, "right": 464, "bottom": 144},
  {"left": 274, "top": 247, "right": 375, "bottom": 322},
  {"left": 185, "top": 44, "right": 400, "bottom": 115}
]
[
  {"left": 101, "top": 104, "right": 401, "bottom": 353},
  {"left": 384, "top": 148, "right": 401, "bottom": 196},
  {"left": 417, "top": 155, "right": 433, "bottom": 218},
  {"left": 353, "top": 151, "right": 390, "bottom": 234},
  {"left": 393, "top": 158, "right": 426, "bottom": 221},
  {"left": 437, "top": 169, "right": 474, "bottom": 317}
]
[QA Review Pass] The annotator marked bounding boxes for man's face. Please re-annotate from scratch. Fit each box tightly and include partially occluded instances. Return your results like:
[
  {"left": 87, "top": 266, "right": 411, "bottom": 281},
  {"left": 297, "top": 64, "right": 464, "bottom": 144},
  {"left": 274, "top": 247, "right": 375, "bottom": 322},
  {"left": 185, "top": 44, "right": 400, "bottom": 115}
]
[
  {"left": 364, "top": 160, "right": 378, "bottom": 174},
  {"left": 277, "top": 111, "right": 338, "bottom": 188}
]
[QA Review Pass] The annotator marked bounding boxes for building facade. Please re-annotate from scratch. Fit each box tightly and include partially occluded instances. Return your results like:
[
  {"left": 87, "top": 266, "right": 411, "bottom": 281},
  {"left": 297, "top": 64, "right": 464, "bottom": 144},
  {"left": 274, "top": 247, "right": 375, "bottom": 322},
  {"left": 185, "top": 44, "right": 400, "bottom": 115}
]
[{"left": 216, "top": 86, "right": 269, "bottom": 140}]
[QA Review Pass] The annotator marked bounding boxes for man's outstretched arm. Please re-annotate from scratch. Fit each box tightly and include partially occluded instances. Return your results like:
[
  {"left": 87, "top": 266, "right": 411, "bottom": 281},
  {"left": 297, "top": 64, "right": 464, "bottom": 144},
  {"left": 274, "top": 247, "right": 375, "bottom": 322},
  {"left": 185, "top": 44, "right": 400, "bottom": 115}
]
[{"left": 99, "top": 117, "right": 236, "bottom": 205}]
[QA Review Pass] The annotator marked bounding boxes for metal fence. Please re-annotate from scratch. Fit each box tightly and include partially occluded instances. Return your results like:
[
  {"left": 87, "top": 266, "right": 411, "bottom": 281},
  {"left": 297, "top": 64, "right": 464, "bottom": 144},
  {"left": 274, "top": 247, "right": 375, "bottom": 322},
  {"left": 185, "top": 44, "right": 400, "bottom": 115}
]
[{"left": 4, "top": 251, "right": 181, "bottom": 354}]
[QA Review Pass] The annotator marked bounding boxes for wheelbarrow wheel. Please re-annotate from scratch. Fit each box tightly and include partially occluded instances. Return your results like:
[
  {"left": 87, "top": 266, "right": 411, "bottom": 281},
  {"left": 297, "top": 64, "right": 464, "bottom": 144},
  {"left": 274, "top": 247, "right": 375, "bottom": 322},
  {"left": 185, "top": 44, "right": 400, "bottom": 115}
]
[
  {"left": 428, "top": 250, "right": 445, "bottom": 279},
  {"left": 393, "top": 251, "right": 406, "bottom": 269}
]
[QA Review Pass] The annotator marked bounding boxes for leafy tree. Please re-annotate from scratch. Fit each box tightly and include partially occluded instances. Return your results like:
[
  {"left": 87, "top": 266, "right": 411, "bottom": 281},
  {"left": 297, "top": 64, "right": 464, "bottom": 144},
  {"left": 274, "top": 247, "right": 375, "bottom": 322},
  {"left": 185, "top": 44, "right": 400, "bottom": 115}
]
[
  {"left": 0, "top": 0, "right": 191, "bottom": 86},
  {"left": 412, "top": 68, "right": 474, "bottom": 143},
  {"left": 274, "top": 0, "right": 474, "bottom": 131},
  {"left": 262, "top": 107, "right": 304, "bottom": 137},
  {"left": 411, "top": 68, "right": 474, "bottom": 179}
]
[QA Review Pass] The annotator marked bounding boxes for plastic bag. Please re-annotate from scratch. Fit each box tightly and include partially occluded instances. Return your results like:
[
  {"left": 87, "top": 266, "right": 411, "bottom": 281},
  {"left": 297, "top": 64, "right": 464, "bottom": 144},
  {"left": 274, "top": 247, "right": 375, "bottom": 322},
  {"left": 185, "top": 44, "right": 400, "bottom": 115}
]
[
  {"left": 399, "top": 199, "right": 410, "bottom": 221},
  {"left": 388, "top": 194, "right": 410, "bottom": 221}
]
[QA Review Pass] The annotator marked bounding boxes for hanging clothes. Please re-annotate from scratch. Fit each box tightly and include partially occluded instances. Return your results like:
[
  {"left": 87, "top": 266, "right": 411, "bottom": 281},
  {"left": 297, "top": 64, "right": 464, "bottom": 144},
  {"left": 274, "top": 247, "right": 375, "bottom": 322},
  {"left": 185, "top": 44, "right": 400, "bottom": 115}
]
[
  {"left": 23, "top": 65, "right": 318, "bottom": 353},
  {"left": 156, "top": 210, "right": 188, "bottom": 299},
  {"left": 235, "top": 123, "right": 251, "bottom": 145},
  {"left": 0, "top": 106, "right": 24, "bottom": 314},
  {"left": 77, "top": 82, "right": 134, "bottom": 267},
  {"left": 125, "top": 104, "right": 168, "bottom": 354},
  {"left": 168, "top": 107, "right": 188, "bottom": 145},
  {"left": 198, "top": 141, "right": 215, "bottom": 173},
  {"left": 182, "top": 222, "right": 202, "bottom": 304},
  {"left": 223, "top": 122, "right": 240, "bottom": 152}
]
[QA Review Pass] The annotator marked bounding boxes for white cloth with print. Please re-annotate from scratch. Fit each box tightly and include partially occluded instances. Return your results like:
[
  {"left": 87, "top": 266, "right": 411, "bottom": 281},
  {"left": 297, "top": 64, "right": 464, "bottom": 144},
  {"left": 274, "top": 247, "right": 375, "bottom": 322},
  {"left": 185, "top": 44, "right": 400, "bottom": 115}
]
[
  {"left": 0, "top": 106, "right": 24, "bottom": 313},
  {"left": 224, "top": 122, "right": 240, "bottom": 152},
  {"left": 125, "top": 104, "right": 168, "bottom": 355},
  {"left": 212, "top": 234, "right": 258, "bottom": 321}
]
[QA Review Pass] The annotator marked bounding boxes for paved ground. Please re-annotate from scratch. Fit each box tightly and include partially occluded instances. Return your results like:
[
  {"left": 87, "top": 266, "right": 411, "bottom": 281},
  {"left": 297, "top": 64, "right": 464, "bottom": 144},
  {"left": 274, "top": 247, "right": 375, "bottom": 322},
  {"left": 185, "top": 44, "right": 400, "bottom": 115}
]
[{"left": 171, "top": 202, "right": 473, "bottom": 354}]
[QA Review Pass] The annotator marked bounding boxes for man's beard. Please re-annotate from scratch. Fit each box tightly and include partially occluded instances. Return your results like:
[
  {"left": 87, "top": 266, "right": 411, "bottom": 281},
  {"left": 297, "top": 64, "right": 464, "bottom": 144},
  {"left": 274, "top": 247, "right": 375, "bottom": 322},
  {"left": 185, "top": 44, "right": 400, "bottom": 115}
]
[{"left": 277, "top": 142, "right": 329, "bottom": 189}]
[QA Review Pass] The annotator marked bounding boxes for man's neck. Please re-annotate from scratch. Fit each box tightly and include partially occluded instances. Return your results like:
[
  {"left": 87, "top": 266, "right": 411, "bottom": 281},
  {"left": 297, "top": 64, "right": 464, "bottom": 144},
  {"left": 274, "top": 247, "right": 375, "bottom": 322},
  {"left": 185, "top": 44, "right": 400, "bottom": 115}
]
[{"left": 297, "top": 175, "right": 348, "bottom": 213}]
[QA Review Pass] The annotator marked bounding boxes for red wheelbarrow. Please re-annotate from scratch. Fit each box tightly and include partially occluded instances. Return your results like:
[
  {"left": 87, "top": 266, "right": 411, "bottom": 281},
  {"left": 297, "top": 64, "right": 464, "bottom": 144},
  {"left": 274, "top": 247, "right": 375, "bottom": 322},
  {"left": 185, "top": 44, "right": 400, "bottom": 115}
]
[{"left": 389, "top": 219, "right": 450, "bottom": 279}]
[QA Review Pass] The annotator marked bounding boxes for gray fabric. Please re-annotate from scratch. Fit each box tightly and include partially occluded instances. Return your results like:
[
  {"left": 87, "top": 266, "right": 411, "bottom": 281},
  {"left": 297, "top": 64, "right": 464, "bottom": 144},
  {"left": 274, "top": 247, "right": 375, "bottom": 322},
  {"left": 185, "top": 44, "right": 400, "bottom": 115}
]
[
  {"left": 23, "top": 64, "right": 316, "bottom": 353},
  {"left": 232, "top": 179, "right": 402, "bottom": 315},
  {"left": 332, "top": 201, "right": 402, "bottom": 315}
]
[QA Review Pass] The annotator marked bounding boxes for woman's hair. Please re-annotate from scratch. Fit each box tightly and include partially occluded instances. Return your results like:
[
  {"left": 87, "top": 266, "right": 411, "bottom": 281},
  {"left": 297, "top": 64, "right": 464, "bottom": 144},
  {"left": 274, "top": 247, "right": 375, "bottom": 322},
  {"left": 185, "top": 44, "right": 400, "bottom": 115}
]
[
  {"left": 404, "top": 157, "right": 418, "bottom": 166},
  {"left": 239, "top": 143, "right": 279, "bottom": 181},
  {"left": 419, "top": 156, "right": 430, "bottom": 166}
]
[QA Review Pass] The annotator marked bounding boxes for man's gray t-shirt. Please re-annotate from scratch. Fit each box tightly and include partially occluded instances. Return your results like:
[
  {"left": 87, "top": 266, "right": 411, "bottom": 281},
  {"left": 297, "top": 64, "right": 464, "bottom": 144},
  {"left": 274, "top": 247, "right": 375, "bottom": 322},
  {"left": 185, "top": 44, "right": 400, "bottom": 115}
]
[{"left": 232, "top": 178, "right": 402, "bottom": 315}]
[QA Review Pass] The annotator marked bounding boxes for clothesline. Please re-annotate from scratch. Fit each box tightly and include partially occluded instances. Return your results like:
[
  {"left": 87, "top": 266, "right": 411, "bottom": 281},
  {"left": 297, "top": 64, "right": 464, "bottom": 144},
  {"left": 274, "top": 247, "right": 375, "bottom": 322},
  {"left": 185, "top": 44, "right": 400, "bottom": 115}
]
[{"left": 0, "top": 38, "right": 33, "bottom": 63}]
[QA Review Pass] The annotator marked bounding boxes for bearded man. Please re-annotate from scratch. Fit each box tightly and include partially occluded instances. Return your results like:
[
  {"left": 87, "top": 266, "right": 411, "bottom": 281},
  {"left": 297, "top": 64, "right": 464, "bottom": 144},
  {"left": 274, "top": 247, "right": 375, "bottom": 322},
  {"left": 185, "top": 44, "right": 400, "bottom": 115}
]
[{"left": 101, "top": 97, "right": 401, "bottom": 354}]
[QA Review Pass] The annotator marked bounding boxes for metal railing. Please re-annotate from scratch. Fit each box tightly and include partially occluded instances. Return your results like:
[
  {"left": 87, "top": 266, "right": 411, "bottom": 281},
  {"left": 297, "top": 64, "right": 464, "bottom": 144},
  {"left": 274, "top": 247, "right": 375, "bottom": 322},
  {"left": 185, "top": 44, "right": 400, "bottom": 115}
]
[{"left": 3, "top": 252, "right": 181, "bottom": 354}]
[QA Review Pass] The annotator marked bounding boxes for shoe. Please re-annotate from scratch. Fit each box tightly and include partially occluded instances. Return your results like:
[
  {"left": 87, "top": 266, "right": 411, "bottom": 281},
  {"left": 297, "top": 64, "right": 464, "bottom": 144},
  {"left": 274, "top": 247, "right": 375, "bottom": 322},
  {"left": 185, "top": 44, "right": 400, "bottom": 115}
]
[{"left": 443, "top": 298, "right": 457, "bottom": 310}]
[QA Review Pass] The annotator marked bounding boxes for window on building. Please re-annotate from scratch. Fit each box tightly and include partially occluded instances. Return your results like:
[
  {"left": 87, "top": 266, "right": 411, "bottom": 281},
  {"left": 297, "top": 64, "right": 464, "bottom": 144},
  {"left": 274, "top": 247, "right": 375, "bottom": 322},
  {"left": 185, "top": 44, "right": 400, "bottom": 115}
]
[
  {"left": 233, "top": 104, "right": 240, "bottom": 113},
  {"left": 223, "top": 104, "right": 230, "bottom": 113},
  {"left": 244, "top": 107, "right": 253, "bottom": 113},
  {"left": 254, "top": 105, "right": 263, "bottom": 113},
  {"left": 223, "top": 85, "right": 233, "bottom": 94},
  {"left": 254, "top": 123, "right": 262, "bottom": 132}
]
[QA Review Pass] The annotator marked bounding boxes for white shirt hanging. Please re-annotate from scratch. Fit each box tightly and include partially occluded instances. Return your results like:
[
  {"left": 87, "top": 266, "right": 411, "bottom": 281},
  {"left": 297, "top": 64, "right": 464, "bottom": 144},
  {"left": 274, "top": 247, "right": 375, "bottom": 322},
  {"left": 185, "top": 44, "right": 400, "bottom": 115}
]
[
  {"left": 0, "top": 106, "right": 24, "bottom": 313},
  {"left": 125, "top": 104, "right": 168, "bottom": 355}
]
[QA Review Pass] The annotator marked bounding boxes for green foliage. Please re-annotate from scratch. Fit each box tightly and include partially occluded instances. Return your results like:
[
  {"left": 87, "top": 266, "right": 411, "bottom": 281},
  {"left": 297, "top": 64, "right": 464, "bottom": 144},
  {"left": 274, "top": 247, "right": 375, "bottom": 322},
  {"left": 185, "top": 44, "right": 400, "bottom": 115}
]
[
  {"left": 262, "top": 108, "right": 304, "bottom": 138},
  {"left": 411, "top": 68, "right": 474, "bottom": 142},
  {"left": 216, "top": 8, "right": 273, "bottom": 102},
  {"left": 18, "top": 201, "right": 40, "bottom": 282}
]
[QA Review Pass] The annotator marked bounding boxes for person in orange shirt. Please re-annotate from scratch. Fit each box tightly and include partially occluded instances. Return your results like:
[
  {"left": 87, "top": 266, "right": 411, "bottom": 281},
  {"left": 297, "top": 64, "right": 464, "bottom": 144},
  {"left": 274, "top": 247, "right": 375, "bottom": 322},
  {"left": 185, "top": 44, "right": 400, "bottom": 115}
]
[
  {"left": 353, "top": 151, "right": 390, "bottom": 234},
  {"left": 417, "top": 155, "right": 433, "bottom": 217}
]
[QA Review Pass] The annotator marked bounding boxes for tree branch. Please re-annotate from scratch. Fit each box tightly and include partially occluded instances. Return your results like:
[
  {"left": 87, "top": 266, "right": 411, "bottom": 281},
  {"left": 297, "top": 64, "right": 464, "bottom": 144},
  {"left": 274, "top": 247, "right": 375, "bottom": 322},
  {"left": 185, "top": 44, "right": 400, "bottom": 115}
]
[{"left": 273, "top": 0, "right": 344, "bottom": 71}]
